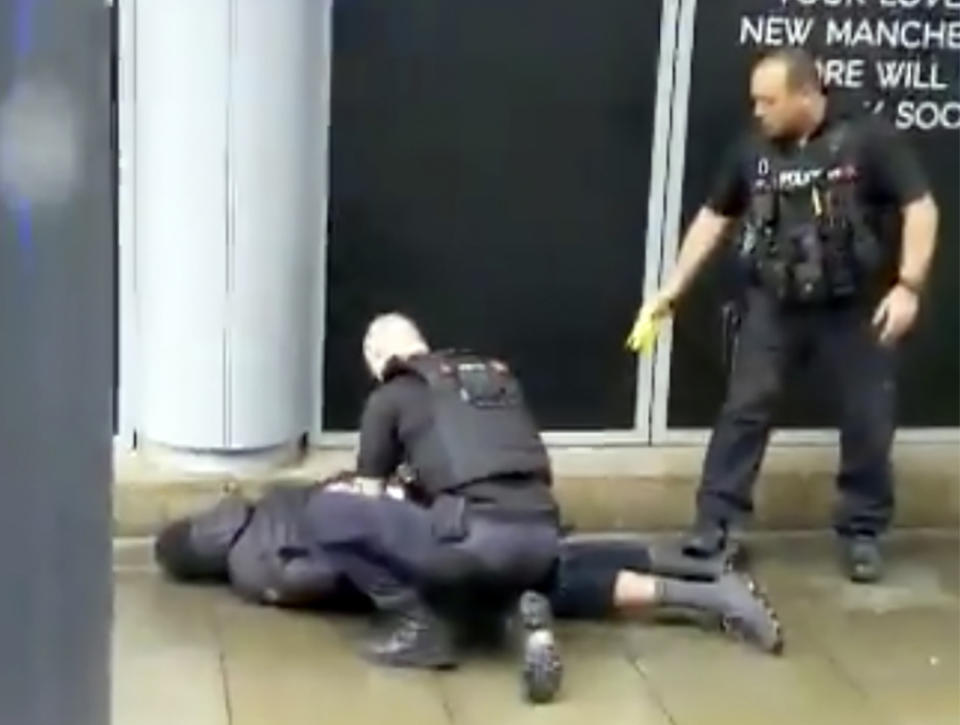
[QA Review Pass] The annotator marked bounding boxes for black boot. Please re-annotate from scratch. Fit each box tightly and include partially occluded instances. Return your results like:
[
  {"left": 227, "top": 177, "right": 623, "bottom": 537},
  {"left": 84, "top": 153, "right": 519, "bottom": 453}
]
[
  {"left": 841, "top": 535, "right": 883, "bottom": 584},
  {"left": 648, "top": 541, "right": 730, "bottom": 581},
  {"left": 681, "top": 519, "right": 728, "bottom": 558},
  {"left": 363, "top": 602, "right": 458, "bottom": 670},
  {"left": 508, "top": 591, "right": 563, "bottom": 704}
]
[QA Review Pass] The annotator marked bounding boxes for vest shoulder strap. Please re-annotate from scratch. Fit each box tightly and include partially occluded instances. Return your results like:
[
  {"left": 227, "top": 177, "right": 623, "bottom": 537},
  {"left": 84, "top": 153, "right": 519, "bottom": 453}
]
[{"left": 401, "top": 352, "right": 455, "bottom": 387}]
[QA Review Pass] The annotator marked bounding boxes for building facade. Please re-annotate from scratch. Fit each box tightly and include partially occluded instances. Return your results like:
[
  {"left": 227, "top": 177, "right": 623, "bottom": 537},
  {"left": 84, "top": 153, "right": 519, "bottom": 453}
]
[{"left": 115, "top": 0, "right": 959, "bottom": 470}]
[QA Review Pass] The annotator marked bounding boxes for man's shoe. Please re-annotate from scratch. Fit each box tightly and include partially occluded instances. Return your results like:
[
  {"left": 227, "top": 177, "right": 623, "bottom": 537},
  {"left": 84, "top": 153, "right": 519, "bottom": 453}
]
[
  {"left": 842, "top": 536, "right": 883, "bottom": 584},
  {"left": 717, "top": 573, "right": 784, "bottom": 655},
  {"left": 509, "top": 591, "right": 563, "bottom": 704},
  {"left": 363, "top": 606, "right": 458, "bottom": 669}
]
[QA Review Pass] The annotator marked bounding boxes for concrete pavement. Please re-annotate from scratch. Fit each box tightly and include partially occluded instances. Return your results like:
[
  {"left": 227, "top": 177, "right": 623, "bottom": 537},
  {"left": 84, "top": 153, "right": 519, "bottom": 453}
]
[{"left": 113, "top": 531, "right": 959, "bottom": 725}]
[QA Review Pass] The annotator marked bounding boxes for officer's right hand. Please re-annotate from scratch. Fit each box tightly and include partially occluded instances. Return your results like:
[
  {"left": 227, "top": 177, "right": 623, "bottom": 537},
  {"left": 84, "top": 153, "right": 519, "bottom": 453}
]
[
  {"left": 326, "top": 477, "right": 385, "bottom": 497},
  {"left": 626, "top": 292, "right": 674, "bottom": 355}
]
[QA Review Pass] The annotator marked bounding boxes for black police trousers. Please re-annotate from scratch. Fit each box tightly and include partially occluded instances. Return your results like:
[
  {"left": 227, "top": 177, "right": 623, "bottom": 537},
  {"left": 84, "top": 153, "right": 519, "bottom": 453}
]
[
  {"left": 698, "top": 288, "right": 897, "bottom": 538},
  {"left": 306, "top": 490, "right": 559, "bottom": 614}
]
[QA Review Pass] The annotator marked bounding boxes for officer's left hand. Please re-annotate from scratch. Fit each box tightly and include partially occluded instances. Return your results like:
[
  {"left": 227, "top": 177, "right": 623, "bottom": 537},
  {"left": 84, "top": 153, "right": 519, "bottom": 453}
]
[
  {"left": 872, "top": 284, "right": 919, "bottom": 346},
  {"left": 626, "top": 293, "right": 673, "bottom": 355}
]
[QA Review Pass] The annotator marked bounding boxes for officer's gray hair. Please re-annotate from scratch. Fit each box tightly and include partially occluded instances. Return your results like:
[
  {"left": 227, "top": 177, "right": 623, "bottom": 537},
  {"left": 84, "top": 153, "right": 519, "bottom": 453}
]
[
  {"left": 756, "top": 47, "right": 823, "bottom": 93},
  {"left": 363, "top": 313, "right": 429, "bottom": 380}
]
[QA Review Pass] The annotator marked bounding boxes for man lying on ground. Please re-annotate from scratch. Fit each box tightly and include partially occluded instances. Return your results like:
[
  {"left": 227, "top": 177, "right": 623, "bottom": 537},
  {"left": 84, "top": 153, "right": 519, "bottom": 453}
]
[{"left": 155, "top": 473, "right": 785, "bottom": 661}]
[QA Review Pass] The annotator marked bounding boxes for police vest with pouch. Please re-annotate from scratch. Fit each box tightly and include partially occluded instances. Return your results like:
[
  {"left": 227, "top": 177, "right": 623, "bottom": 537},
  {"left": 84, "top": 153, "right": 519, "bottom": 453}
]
[
  {"left": 397, "top": 351, "right": 550, "bottom": 495},
  {"left": 738, "top": 120, "right": 882, "bottom": 305}
]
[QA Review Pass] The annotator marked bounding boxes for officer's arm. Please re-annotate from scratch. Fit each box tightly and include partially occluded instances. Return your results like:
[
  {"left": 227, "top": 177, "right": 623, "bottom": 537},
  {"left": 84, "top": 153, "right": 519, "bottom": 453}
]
[
  {"left": 866, "top": 117, "right": 938, "bottom": 294},
  {"left": 898, "top": 194, "right": 938, "bottom": 294},
  {"left": 661, "top": 140, "right": 747, "bottom": 303},
  {"left": 355, "top": 385, "right": 402, "bottom": 493},
  {"left": 661, "top": 207, "right": 734, "bottom": 303}
]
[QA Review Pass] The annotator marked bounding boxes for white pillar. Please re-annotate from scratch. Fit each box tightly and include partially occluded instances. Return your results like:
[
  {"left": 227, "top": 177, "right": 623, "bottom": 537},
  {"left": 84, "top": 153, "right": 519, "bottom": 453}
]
[{"left": 128, "top": 0, "right": 330, "bottom": 472}]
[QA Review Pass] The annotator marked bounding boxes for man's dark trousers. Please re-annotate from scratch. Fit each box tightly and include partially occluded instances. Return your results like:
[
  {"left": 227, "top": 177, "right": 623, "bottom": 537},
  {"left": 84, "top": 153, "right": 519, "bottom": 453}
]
[
  {"left": 306, "top": 490, "right": 559, "bottom": 611},
  {"left": 696, "top": 288, "right": 897, "bottom": 538}
]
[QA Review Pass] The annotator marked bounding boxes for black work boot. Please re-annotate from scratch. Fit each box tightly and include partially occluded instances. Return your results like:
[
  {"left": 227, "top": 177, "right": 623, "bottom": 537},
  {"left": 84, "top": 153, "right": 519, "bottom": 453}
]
[
  {"left": 363, "top": 603, "right": 458, "bottom": 670},
  {"left": 682, "top": 519, "right": 728, "bottom": 559},
  {"left": 648, "top": 540, "right": 731, "bottom": 581},
  {"left": 508, "top": 591, "right": 563, "bottom": 704},
  {"left": 716, "top": 573, "right": 785, "bottom": 655},
  {"left": 841, "top": 535, "right": 883, "bottom": 584}
]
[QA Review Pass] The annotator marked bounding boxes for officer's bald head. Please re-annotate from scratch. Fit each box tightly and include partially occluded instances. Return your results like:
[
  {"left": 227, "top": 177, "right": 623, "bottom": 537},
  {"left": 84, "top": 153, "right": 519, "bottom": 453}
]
[
  {"left": 751, "top": 47, "right": 826, "bottom": 140},
  {"left": 756, "top": 48, "right": 822, "bottom": 94},
  {"left": 363, "top": 313, "right": 430, "bottom": 380}
]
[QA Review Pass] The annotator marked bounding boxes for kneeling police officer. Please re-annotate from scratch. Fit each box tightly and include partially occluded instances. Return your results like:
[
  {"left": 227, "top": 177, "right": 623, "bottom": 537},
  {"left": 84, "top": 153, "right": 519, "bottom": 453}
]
[{"left": 314, "top": 313, "right": 563, "bottom": 697}]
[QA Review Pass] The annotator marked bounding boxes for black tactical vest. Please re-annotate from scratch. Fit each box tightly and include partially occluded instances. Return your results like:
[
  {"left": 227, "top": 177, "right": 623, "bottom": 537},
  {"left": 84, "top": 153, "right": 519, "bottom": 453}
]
[
  {"left": 397, "top": 351, "right": 551, "bottom": 496},
  {"left": 739, "top": 120, "right": 881, "bottom": 305}
]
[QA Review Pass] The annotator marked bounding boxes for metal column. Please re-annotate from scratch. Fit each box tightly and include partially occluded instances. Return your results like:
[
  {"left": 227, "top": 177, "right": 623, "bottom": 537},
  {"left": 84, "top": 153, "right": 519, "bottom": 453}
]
[
  {"left": 127, "top": 0, "right": 330, "bottom": 471},
  {"left": 0, "top": 1, "right": 113, "bottom": 722}
]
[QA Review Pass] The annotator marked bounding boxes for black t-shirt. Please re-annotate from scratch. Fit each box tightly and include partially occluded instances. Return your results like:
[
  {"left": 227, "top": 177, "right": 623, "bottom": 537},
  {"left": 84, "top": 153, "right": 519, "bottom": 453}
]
[
  {"left": 706, "top": 108, "right": 930, "bottom": 224},
  {"left": 356, "top": 373, "right": 434, "bottom": 481}
]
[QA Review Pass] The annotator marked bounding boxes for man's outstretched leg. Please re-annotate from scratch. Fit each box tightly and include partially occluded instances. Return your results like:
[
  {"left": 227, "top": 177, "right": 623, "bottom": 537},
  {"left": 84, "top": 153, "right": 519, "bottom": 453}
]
[{"left": 549, "top": 536, "right": 784, "bottom": 654}]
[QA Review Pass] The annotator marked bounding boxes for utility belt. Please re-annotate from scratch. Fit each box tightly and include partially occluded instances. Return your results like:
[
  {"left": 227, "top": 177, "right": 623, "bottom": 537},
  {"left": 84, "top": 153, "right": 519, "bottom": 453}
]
[{"left": 429, "top": 491, "right": 558, "bottom": 544}]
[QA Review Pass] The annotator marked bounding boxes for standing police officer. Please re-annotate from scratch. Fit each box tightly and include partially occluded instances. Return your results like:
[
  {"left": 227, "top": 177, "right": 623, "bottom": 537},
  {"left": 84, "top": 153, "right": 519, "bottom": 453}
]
[
  {"left": 636, "top": 48, "right": 939, "bottom": 582},
  {"left": 311, "top": 313, "right": 564, "bottom": 701}
]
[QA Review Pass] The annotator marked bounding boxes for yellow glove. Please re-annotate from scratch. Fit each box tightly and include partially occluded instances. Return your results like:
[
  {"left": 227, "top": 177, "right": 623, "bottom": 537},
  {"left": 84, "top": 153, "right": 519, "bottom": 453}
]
[{"left": 625, "top": 299, "right": 671, "bottom": 355}]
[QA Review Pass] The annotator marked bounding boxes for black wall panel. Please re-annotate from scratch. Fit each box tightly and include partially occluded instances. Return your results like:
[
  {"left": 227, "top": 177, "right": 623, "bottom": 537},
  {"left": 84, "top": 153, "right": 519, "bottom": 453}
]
[{"left": 325, "top": 0, "right": 663, "bottom": 430}]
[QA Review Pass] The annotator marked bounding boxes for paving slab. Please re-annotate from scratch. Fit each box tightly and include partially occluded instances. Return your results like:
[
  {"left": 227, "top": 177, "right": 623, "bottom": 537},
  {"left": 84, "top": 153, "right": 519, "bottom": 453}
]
[
  {"left": 111, "top": 533, "right": 959, "bottom": 725},
  {"left": 625, "top": 612, "right": 897, "bottom": 725},
  {"left": 437, "top": 622, "right": 675, "bottom": 725},
  {"left": 213, "top": 597, "right": 451, "bottom": 725},
  {"left": 112, "top": 573, "right": 230, "bottom": 725}
]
